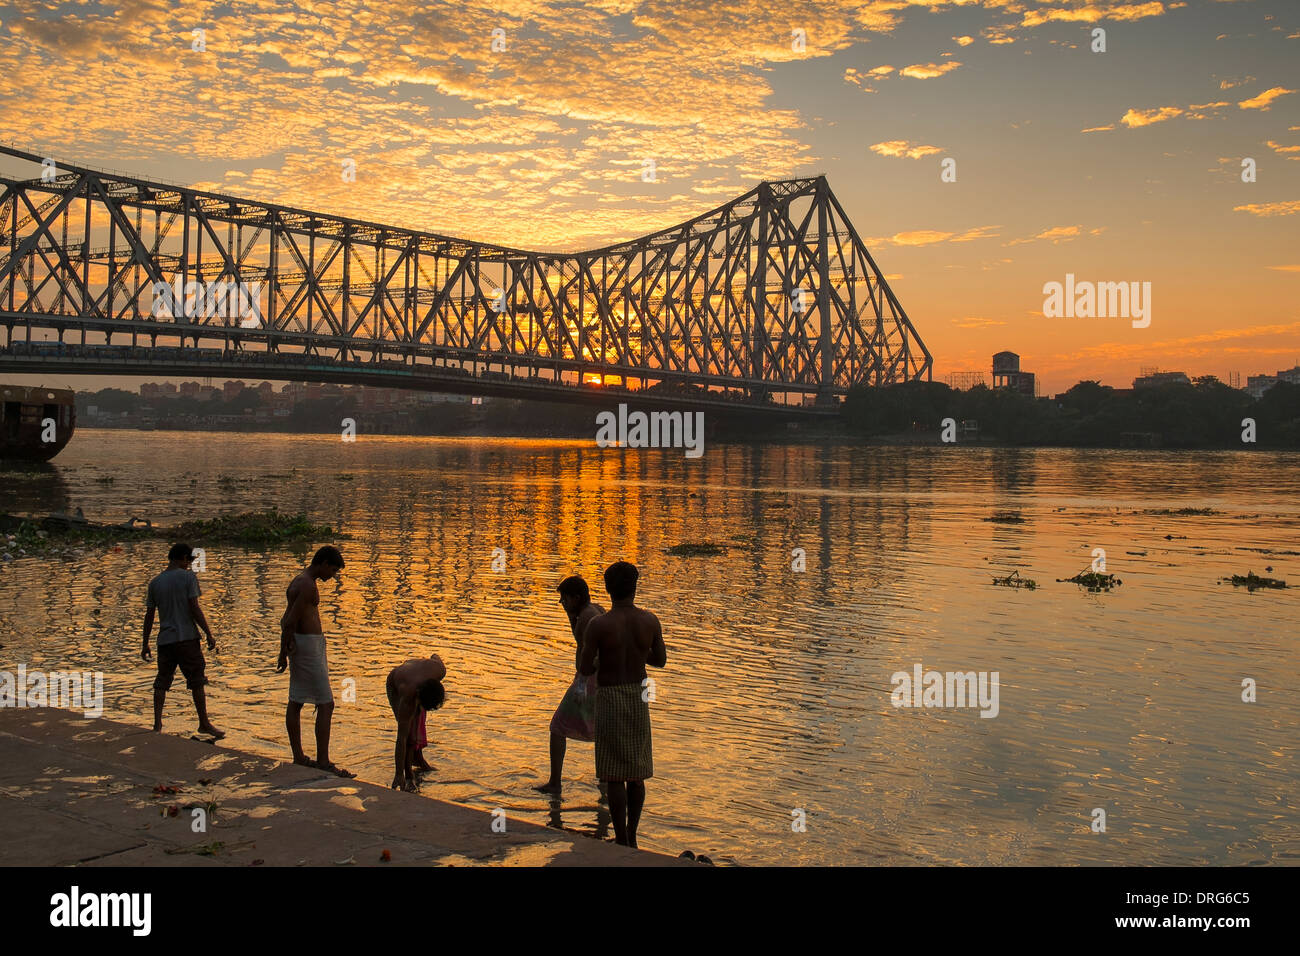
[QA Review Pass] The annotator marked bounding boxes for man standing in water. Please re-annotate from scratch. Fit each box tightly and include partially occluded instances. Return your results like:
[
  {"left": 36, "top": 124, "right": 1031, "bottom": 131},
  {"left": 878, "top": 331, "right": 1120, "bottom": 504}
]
[
  {"left": 278, "top": 545, "right": 353, "bottom": 777},
  {"left": 533, "top": 576, "right": 604, "bottom": 794},
  {"left": 579, "top": 561, "right": 666, "bottom": 848},
  {"left": 386, "top": 653, "right": 447, "bottom": 792},
  {"left": 142, "top": 542, "right": 223, "bottom": 739}
]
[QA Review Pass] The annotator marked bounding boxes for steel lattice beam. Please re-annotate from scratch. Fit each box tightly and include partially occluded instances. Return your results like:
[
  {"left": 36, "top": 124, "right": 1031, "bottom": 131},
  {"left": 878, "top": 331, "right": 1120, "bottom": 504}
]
[{"left": 0, "top": 145, "right": 931, "bottom": 403}]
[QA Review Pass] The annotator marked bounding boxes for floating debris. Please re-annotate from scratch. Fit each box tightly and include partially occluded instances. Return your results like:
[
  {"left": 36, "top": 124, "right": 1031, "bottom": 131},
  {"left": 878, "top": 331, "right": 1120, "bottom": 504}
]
[
  {"left": 991, "top": 570, "right": 1037, "bottom": 590},
  {"left": 1, "top": 508, "right": 342, "bottom": 561},
  {"left": 163, "top": 510, "right": 341, "bottom": 547},
  {"left": 1058, "top": 568, "right": 1122, "bottom": 591},
  {"left": 984, "top": 512, "right": 1026, "bottom": 524},
  {"left": 665, "top": 542, "right": 727, "bottom": 557},
  {"left": 1222, "top": 572, "right": 1287, "bottom": 592}
]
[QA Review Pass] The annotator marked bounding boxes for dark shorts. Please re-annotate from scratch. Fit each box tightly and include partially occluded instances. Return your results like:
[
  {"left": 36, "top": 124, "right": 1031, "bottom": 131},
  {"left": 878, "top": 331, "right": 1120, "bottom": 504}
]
[{"left": 154, "top": 639, "right": 206, "bottom": 691}]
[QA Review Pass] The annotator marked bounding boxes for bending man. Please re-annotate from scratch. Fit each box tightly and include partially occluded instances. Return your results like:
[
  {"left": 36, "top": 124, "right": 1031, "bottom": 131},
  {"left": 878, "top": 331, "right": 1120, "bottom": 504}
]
[{"left": 387, "top": 654, "right": 447, "bottom": 791}]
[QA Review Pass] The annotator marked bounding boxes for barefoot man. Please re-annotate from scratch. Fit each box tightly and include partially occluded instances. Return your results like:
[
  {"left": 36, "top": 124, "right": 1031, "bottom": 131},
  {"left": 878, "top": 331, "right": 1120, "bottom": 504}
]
[
  {"left": 534, "top": 575, "right": 604, "bottom": 794},
  {"left": 278, "top": 545, "right": 353, "bottom": 777},
  {"left": 386, "top": 654, "right": 447, "bottom": 792},
  {"left": 578, "top": 561, "right": 666, "bottom": 848},
  {"left": 142, "top": 542, "right": 223, "bottom": 739}
]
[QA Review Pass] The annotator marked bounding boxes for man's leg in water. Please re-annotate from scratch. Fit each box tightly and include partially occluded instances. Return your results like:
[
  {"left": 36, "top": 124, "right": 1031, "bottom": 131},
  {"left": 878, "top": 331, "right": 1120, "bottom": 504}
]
[
  {"left": 190, "top": 687, "right": 224, "bottom": 739},
  {"left": 607, "top": 781, "right": 628, "bottom": 845},
  {"left": 414, "top": 709, "right": 433, "bottom": 770},
  {"left": 313, "top": 701, "right": 353, "bottom": 776},
  {"left": 286, "top": 701, "right": 311, "bottom": 765},
  {"left": 414, "top": 745, "right": 433, "bottom": 771},
  {"left": 534, "top": 731, "right": 566, "bottom": 792},
  {"left": 626, "top": 780, "right": 646, "bottom": 850},
  {"left": 315, "top": 701, "right": 333, "bottom": 765}
]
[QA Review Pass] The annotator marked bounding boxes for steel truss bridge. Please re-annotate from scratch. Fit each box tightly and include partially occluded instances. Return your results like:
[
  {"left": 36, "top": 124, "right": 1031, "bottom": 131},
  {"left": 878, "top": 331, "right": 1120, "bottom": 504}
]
[{"left": 0, "top": 145, "right": 931, "bottom": 416}]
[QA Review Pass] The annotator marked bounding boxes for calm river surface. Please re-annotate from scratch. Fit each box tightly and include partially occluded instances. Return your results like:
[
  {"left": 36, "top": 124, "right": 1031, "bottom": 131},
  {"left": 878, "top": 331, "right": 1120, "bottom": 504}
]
[{"left": 1, "top": 430, "right": 1297, "bottom": 865}]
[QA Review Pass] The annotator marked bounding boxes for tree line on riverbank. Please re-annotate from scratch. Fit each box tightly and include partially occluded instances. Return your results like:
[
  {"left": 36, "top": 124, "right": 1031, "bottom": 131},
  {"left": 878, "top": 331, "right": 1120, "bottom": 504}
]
[{"left": 843, "top": 378, "right": 1300, "bottom": 448}]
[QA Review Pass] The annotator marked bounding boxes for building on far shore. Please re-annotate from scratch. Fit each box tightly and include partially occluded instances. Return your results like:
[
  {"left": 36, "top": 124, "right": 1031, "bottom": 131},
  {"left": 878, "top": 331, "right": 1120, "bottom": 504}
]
[
  {"left": 1247, "top": 374, "right": 1278, "bottom": 399},
  {"left": 1246, "top": 364, "right": 1300, "bottom": 399},
  {"left": 992, "top": 351, "right": 1035, "bottom": 396},
  {"left": 1133, "top": 369, "right": 1190, "bottom": 389},
  {"left": 134, "top": 380, "right": 474, "bottom": 411},
  {"left": 140, "top": 382, "right": 177, "bottom": 399}
]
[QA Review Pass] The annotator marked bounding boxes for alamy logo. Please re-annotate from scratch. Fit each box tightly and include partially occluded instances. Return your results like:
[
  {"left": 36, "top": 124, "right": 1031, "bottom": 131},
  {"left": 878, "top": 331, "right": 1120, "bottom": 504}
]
[
  {"left": 0, "top": 665, "right": 103, "bottom": 718},
  {"left": 50, "top": 886, "right": 151, "bottom": 936},
  {"left": 150, "top": 276, "right": 265, "bottom": 327},
  {"left": 595, "top": 404, "right": 705, "bottom": 459},
  {"left": 1042, "top": 273, "right": 1151, "bottom": 328},
  {"left": 890, "top": 664, "right": 1000, "bottom": 718}
]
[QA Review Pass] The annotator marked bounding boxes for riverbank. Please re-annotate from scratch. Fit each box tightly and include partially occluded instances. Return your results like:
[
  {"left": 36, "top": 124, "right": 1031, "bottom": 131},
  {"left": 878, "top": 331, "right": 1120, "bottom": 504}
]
[{"left": 0, "top": 708, "right": 683, "bottom": 867}]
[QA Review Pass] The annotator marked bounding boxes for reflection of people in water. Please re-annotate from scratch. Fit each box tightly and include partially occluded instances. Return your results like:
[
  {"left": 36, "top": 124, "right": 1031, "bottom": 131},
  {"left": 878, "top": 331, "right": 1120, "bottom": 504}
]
[
  {"left": 386, "top": 654, "right": 447, "bottom": 792},
  {"left": 278, "top": 546, "right": 353, "bottom": 778},
  {"left": 534, "top": 576, "right": 604, "bottom": 795},
  {"left": 579, "top": 562, "right": 666, "bottom": 849}
]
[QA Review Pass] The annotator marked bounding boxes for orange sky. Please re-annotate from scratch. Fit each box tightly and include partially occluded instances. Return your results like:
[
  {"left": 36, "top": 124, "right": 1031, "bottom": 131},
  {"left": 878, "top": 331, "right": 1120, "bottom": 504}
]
[{"left": 0, "top": 0, "right": 1297, "bottom": 393}]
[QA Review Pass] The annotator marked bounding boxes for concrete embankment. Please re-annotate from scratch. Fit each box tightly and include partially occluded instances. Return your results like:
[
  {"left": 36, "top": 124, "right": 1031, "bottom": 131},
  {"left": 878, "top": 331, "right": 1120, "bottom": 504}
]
[{"left": 0, "top": 708, "right": 682, "bottom": 867}]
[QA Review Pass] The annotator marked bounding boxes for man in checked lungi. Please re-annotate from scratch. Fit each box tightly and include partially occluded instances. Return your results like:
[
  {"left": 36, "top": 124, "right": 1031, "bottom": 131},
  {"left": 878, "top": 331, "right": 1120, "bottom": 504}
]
[{"left": 578, "top": 561, "right": 667, "bottom": 849}]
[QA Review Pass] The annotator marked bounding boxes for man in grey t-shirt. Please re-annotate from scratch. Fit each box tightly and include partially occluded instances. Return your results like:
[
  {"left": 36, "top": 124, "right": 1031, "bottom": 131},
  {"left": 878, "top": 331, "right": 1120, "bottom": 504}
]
[{"left": 142, "top": 542, "right": 223, "bottom": 738}]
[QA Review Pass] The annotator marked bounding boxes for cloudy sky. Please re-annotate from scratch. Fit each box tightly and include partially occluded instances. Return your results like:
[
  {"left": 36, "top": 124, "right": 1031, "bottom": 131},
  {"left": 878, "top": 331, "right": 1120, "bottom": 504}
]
[{"left": 0, "top": 0, "right": 1297, "bottom": 393}]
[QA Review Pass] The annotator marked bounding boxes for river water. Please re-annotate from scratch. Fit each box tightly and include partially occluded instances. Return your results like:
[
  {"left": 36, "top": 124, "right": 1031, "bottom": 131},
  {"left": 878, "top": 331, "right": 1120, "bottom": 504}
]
[{"left": 1, "top": 430, "right": 1297, "bottom": 865}]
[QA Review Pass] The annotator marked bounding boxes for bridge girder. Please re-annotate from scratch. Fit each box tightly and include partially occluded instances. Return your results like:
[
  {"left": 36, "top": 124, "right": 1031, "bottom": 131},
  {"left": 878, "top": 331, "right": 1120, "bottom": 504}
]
[{"left": 0, "top": 145, "right": 932, "bottom": 399}]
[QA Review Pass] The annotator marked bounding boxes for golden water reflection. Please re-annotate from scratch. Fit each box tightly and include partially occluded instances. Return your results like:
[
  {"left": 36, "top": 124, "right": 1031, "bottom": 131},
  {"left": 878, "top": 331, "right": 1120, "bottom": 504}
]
[{"left": 1, "top": 432, "right": 1298, "bottom": 865}]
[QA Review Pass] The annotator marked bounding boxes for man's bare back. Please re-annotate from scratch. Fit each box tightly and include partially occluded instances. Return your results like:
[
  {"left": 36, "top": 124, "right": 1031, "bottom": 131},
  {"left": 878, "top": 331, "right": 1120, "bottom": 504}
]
[
  {"left": 580, "top": 604, "right": 665, "bottom": 686},
  {"left": 283, "top": 572, "right": 323, "bottom": 637},
  {"left": 388, "top": 656, "right": 447, "bottom": 698}
]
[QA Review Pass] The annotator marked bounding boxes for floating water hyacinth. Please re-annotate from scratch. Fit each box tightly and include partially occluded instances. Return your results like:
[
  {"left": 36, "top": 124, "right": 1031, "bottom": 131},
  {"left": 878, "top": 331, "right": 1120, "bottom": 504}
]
[
  {"left": 1222, "top": 572, "right": 1287, "bottom": 592},
  {"left": 1059, "top": 568, "right": 1122, "bottom": 592},
  {"left": 992, "top": 570, "right": 1037, "bottom": 590},
  {"left": 665, "top": 542, "right": 727, "bottom": 557}
]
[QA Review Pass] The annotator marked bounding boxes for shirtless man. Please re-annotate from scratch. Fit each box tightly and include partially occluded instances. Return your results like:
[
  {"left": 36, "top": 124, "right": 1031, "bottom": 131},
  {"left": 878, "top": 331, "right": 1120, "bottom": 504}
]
[
  {"left": 386, "top": 654, "right": 447, "bottom": 792},
  {"left": 278, "top": 546, "right": 353, "bottom": 777},
  {"left": 578, "top": 561, "right": 666, "bottom": 848},
  {"left": 533, "top": 576, "right": 605, "bottom": 794}
]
